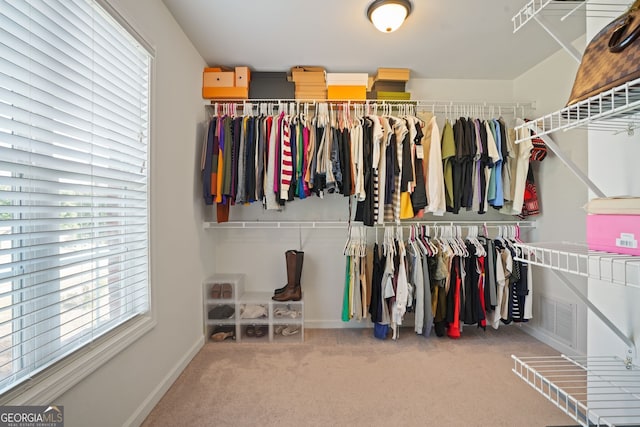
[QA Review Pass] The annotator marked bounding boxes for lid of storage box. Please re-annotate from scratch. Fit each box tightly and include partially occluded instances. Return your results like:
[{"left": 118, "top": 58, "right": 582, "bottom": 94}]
[
  {"left": 251, "top": 71, "right": 289, "bottom": 80},
  {"left": 375, "top": 68, "right": 410, "bottom": 81},
  {"left": 292, "top": 66, "right": 324, "bottom": 71},
  {"left": 326, "top": 73, "right": 369, "bottom": 86},
  {"left": 585, "top": 196, "right": 640, "bottom": 215}
]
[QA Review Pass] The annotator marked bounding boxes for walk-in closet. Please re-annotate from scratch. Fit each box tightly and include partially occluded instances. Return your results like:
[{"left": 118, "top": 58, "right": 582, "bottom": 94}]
[{"left": 3, "top": 1, "right": 639, "bottom": 426}]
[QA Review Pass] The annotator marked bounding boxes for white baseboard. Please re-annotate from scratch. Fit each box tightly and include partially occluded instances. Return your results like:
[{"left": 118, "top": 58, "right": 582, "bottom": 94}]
[
  {"left": 520, "top": 324, "right": 585, "bottom": 358},
  {"left": 305, "top": 319, "right": 372, "bottom": 329},
  {"left": 124, "top": 336, "right": 205, "bottom": 427}
]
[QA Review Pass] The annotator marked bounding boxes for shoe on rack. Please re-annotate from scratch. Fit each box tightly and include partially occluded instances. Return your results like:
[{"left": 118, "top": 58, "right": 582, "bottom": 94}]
[
  {"left": 272, "top": 250, "right": 304, "bottom": 302},
  {"left": 210, "top": 325, "right": 235, "bottom": 342},
  {"left": 245, "top": 325, "right": 256, "bottom": 337},
  {"left": 221, "top": 283, "right": 233, "bottom": 299},
  {"left": 208, "top": 304, "right": 234, "bottom": 320},
  {"left": 282, "top": 326, "right": 300, "bottom": 336},
  {"left": 240, "top": 304, "right": 268, "bottom": 319},
  {"left": 273, "top": 307, "right": 300, "bottom": 318},
  {"left": 273, "top": 250, "right": 299, "bottom": 295},
  {"left": 210, "top": 283, "right": 222, "bottom": 299},
  {"left": 254, "top": 325, "right": 268, "bottom": 338}
]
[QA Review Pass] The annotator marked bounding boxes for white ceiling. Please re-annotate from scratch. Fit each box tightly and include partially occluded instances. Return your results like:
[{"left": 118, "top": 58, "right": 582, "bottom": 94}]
[{"left": 161, "top": 0, "right": 588, "bottom": 80}]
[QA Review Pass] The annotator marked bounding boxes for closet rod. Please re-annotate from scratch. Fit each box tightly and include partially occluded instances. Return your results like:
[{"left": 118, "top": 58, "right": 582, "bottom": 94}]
[
  {"left": 204, "top": 99, "right": 535, "bottom": 112},
  {"left": 365, "top": 220, "right": 537, "bottom": 229},
  {"left": 203, "top": 220, "right": 537, "bottom": 230}
]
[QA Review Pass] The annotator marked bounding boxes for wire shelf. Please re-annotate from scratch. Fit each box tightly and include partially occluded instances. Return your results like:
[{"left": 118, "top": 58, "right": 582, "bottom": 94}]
[
  {"left": 203, "top": 221, "right": 348, "bottom": 229},
  {"left": 512, "top": 355, "right": 640, "bottom": 426},
  {"left": 514, "top": 77, "right": 640, "bottom": 143},
  {"left": 512, "top": 1, "right": 629, "bottom": 34},
  {"left": 204, "top": 99, "right": 536, "bottom": 118},
  {"left": 204, "top": 220, "right": 538, "bottom": 230},
  {"left": 514, "top": 242, "right": 640, "bottom": 289},
  {"left": 513, "top": 0, "right": 566, "bottom": 33}
]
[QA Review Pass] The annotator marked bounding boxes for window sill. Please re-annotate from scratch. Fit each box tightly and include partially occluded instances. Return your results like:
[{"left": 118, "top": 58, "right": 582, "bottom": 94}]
[{"left": 1, "top": 315, "right": 156, "bottom": 405}]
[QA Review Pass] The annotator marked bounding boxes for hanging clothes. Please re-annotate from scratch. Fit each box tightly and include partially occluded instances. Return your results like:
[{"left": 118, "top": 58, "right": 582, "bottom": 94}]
[
  {"left": 421, "top": 114, "right": 445, "bottom": 216},
  {"left": 441, "top": 120, "right": 456, "bottom": 213},
  {"left": 201, "top": 104, "right": 542, "bottom": 224}
]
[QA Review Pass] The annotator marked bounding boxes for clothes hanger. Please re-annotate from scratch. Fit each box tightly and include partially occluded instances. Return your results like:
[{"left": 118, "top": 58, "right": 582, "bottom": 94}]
[
  {"left": 343, "top": 225, "right": 353, "bottom": 256},
  {"left": 383, "top": 226, "right": 392, "bottom": 256},
  {"left": 469, "top": 225, "right": 486, "bottom": 257},
  {"left": 414, "top": 225, "right": 428, "bottom": 256},
  {"left": 456, "top": 226, "right": 467, "bottom": 257},
  {"left": 469, "top": 226, "right": 483, "bottom": 257},
  {"left": 447, "top": 226, "right": 459, "bottom": 256},
  {"left": 424, "top": 225, "right": 437, "bottom": 256},
  {"left": 408, "top": 225, "right": 419, "bottom": 256},
  {"left": 419, "top": 225, "right": 431, "bottom": 256},
  {"left": 436, "top": 226, "right": 452, "bottom": 257},
  {"left": 456, "top": 225, "right": 469, "bottom": 257},
  {"left": 514, "top": 224, "right": 523, "bottom": 243}
]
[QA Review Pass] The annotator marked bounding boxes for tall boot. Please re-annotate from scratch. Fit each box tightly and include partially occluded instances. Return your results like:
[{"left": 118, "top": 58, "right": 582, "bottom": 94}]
[
  {"left": 272, "top": 250, "right": 303, "bottom": 301},
  {"left": 273, "top": 250, "right": 297, "bottom": 295}
]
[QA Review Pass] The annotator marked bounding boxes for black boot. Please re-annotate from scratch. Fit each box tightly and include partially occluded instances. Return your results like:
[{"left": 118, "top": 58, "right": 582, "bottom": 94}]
[{"left": 272, "top": 250, "right": 303, "bottom": 301}]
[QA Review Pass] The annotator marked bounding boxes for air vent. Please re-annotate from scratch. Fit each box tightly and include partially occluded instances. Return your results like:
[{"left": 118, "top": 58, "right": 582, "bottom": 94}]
[{"left": 539, "top": 296, "right": 577, "bottom": 349}]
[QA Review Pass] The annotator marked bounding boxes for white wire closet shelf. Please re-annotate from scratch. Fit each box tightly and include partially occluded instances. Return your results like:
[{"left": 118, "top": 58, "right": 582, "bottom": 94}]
[
  {"left": 204, "top": 220, "right": 538, "bottom": 230},
  {"left": 203, "top": 221, "right": 348, "bottom": 229},
  {"left": 512, "top": 1, "right": 630, "bottom": 34},
  {"left": 512, "top": 1, "right": 629, "bottom": 64},
  {"left": 512, "top": 355, "right": 640, "bottom": 426},
  {"left": 204, "top": 99, "right": 536, "bottom": 118},
  {"left": 514, "top": 77, "right": 640, "bottom": 143},
  {"left": 513, "top": 241, "right": 640, "bottom": 289}
]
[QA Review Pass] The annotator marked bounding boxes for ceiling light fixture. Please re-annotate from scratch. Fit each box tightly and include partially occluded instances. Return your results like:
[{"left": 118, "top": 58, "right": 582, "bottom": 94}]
[{"left": 367, "top": 0, "right": 412, "bottom": 33}]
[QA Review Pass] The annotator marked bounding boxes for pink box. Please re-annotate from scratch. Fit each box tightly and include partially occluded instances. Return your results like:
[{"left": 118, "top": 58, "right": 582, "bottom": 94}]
[{"left": 587, "top": 214, "right": 640, "bottom": 255}]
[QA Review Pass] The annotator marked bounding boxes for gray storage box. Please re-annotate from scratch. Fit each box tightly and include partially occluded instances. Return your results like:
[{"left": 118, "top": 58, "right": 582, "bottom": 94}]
[{"left": 249, "top": 72, "right": 295, "bottom": 99}]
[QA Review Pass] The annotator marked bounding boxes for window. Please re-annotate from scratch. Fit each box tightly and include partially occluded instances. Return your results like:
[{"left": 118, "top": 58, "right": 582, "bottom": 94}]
[{"left": 0, "top": 0, "right": 151, "bottom": 396}]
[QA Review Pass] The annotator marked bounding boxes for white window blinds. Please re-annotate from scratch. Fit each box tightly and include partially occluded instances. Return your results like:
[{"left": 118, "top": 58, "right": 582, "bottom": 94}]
[{"left": 0, "top": 0, "right": 151, "bottom": 395}]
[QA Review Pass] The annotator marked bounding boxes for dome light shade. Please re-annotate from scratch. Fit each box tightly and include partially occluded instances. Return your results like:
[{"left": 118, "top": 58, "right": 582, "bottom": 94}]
[{"left": 367, "top": 0, "right": 412, "bottom": 33}]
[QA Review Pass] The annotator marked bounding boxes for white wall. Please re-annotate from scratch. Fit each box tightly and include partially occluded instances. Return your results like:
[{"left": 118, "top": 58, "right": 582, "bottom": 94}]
[
  {"left": 513, "top": 37, "right": 589, "bottom": 356},
  {"left": 407, "top": 79, "right": 515, "bottom": 103},
  {"left": 55, "top": 1, "right": 211, "bottom": 426}
]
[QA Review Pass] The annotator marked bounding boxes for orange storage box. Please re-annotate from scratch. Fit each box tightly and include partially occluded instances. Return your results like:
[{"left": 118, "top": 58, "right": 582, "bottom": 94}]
[
  {"left": 327, "top": 85, "right": 366, "bottom": 100},
  {"left": 202, "top": 86, "right": 249, "bottom": 100}
]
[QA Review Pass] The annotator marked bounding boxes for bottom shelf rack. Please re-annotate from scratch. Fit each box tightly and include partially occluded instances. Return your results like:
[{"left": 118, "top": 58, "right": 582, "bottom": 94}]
[{"left": 512, "top": 355, "right": 640, "bottom": 426}]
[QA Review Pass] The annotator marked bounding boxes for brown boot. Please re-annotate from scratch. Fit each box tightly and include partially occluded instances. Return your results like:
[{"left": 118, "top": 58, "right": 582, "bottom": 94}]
[
  {"left": 272, "top": 250, "right": 303, "bottom": 301},
  {"left": 273, "top": 250, "right": 298, "bottom": 295}
]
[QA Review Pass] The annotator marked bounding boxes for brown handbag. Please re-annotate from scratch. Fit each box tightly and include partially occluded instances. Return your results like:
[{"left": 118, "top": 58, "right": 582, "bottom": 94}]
[{"left": 567, "top": 0, "right": 640, "bottom": 106}]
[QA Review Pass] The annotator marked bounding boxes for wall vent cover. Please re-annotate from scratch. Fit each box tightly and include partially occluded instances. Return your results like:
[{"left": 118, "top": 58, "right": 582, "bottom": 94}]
[{"left": 539, "top": 296, "right": 577, "bottom": 349}]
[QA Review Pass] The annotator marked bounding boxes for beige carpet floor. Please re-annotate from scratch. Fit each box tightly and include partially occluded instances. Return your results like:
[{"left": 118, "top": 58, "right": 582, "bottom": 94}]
[{"left": 142, "top": 327, "right": 576, "bottom": 427}]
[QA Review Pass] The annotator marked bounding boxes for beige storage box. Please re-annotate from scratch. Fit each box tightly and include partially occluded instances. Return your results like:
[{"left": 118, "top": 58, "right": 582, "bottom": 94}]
[
  {"left": 234, "top": 66, "right": 251, "bottom": 87},
  {"left": 375, "top": 68, "right": 410, "bottom": 81},
  {"left": 203, "top": 68, "right": 234, "bottom": 88}
]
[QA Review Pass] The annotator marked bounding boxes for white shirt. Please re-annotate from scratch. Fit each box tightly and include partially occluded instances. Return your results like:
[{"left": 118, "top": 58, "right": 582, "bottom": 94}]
[{"left": 422, "top": 114, "right": 446, "bottom": 216}]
